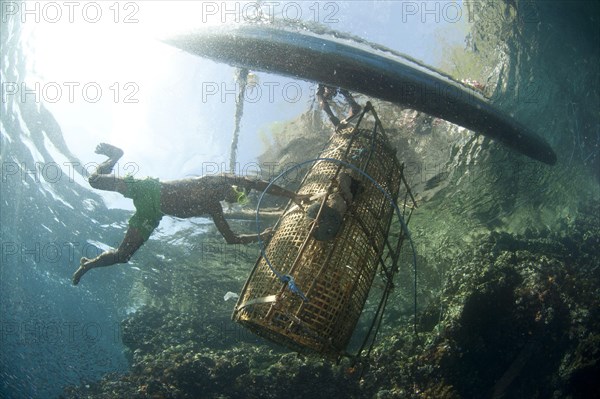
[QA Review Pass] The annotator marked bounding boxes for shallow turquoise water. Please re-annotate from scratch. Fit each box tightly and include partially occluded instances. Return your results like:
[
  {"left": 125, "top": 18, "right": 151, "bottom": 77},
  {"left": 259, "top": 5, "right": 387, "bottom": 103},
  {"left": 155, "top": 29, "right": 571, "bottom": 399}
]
[{"left": 1, "top": 1, "right": 598, "bottom": 397}]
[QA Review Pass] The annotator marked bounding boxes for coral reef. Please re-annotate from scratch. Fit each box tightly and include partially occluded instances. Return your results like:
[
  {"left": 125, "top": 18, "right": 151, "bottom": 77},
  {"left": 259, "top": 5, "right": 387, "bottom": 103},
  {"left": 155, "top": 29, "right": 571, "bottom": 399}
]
[{"left": 61, "top": 202, "right": 599, "bottom": 399}]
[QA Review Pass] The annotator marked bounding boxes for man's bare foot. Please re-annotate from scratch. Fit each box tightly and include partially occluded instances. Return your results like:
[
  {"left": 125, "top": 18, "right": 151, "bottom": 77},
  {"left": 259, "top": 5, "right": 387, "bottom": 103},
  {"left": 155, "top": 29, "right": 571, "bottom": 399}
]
[
  {"left": 72, "top": 257, "right": 90, "bottom": 285},
  {"left": 335, "top": 120, "right": 351, "bottom": 131},
  {"left": 95, "top": 143, "right": 124, "bottom": 159}
]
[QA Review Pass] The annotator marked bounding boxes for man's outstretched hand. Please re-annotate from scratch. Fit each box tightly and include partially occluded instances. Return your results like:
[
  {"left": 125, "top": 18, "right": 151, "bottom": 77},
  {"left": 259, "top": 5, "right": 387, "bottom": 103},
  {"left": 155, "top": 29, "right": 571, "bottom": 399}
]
[{"left": 293, "top": 193, "right": 312, "bottom": 207}]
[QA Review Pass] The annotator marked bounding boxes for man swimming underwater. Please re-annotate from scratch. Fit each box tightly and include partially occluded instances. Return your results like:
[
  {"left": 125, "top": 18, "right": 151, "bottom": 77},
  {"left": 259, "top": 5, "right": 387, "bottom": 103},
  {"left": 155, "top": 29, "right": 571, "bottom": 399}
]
[{"left": 72, "top": 143, "right": 308, "bottom": 285}]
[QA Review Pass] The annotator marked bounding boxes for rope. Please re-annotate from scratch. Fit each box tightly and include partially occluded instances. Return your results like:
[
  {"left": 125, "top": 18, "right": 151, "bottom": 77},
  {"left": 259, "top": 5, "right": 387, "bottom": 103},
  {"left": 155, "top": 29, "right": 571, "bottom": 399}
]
[
  {"left": 229, "top": 68, "right": 249, "bottom": 173},
  {"left": 254, "top": 158, "right": 418, "bottom": 317}
]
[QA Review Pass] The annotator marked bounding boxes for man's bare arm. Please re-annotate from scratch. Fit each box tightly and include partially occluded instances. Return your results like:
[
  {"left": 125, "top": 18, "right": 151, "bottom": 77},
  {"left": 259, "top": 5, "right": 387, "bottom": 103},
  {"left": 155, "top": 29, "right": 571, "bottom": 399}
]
[{"left": 210, "top": 206, "right": 273, "bottom": 244}]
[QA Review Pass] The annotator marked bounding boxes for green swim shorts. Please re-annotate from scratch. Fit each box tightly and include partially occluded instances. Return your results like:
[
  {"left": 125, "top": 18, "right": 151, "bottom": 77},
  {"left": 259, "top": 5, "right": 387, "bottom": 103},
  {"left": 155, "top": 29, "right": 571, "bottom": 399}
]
[{"left": 123, "top": 175, "right": 163, "bottom": 241}]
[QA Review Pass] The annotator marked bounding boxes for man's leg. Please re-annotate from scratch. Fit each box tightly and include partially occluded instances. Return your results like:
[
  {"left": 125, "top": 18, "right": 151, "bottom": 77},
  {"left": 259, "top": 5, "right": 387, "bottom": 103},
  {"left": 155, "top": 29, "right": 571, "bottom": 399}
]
[
  {"left": 72, "top": 227, "right": 144, "bottom": 285},
  {"left": 88, "top": 143, "right": 127, "bottom": 192},
  {"left": 339, "top": 89, "right": 362, "bottom": 121},
  {"left": 92, "top": 143, "right": 124, "bottom": 175},
  {"left": 316, "top": 84, "right": 341, "bottom": 127}
]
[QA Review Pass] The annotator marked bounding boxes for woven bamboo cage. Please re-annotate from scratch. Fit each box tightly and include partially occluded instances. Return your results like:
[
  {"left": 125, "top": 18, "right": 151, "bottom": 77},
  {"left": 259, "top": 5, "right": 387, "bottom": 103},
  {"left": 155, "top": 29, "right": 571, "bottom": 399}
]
[{"left": 233, "top": 103, "right": 415, "bottom": 359}]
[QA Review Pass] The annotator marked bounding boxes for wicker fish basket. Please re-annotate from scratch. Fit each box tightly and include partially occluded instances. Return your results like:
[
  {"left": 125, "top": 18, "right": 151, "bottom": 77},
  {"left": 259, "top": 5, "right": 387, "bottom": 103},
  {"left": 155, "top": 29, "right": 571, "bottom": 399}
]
[{"left": 233, "top": 105, "right": 414, "bottom": 359}]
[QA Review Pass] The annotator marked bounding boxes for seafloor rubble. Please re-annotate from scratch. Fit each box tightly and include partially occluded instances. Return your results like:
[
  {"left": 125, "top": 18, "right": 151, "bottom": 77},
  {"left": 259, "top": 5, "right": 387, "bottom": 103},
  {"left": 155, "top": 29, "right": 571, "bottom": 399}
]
[{"left": 61, "top": 201, "right": 599, "bottom": 399}]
